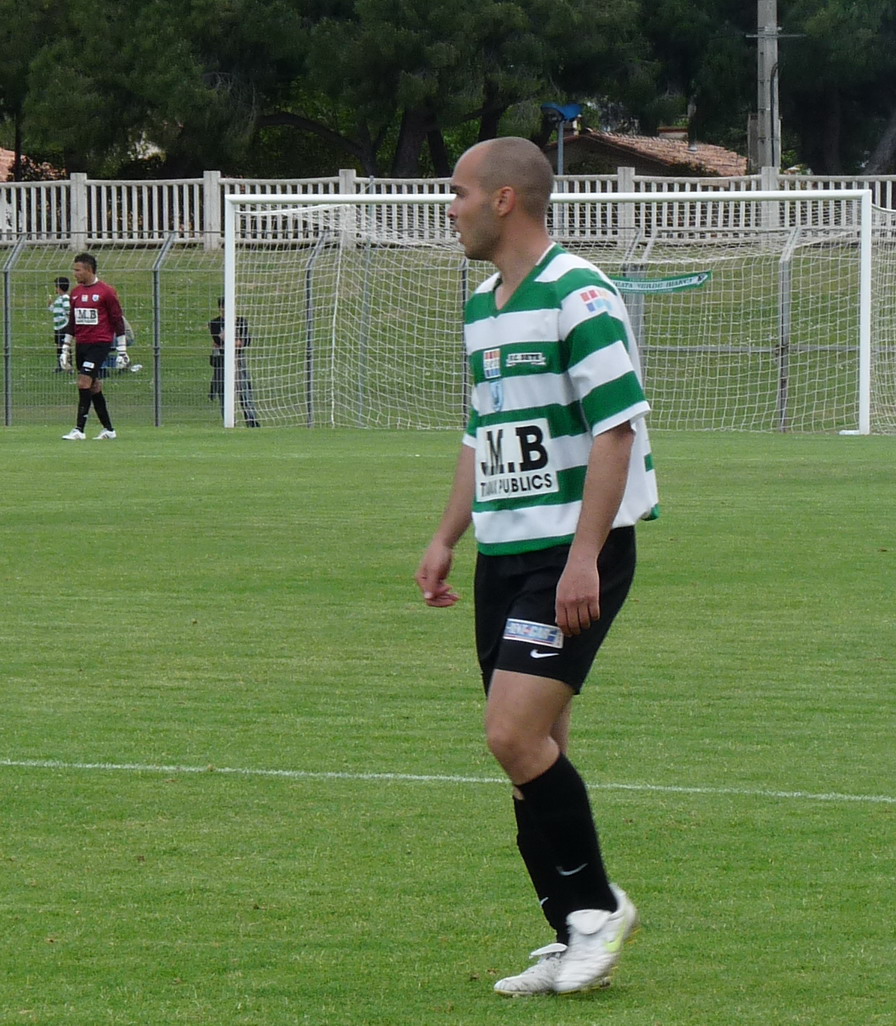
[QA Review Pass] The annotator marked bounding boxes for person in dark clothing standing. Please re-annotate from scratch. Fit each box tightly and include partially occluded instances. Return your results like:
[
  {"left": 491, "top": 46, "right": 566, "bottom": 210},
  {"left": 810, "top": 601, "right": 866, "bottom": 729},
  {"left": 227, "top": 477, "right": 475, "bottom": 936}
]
[{"left": 208, "top": 297, "right": 260, "bottom": 427}]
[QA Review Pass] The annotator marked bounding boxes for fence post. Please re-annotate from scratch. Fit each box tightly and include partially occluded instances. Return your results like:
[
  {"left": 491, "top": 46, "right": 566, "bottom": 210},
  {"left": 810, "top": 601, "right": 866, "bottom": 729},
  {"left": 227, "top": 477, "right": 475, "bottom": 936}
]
[
  {"left": 618, "top": 166, "right": 636, "bottom": 247},
  {"left": 760, "top": 165, "right": 781, "bottom": 228},
  {"left": 70, "top": 173, "right": 88, "bottom": 250},
  {"left": 760, "top": 166, "right": 781, "bottom": 193},
  {"left": 203, "top": 170, "right": 221, "bottom": 250},
  {"left": 336, "top": 169, "right": 360, "bottom": 249},
  {"left": 338, "top": 168, "right": 358, "bottom": 196}
]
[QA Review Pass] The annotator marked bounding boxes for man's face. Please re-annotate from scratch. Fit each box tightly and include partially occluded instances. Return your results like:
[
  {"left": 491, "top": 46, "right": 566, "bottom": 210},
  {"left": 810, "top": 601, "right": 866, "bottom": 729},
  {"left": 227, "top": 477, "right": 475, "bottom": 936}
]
[
  {"left": 73, "top": 261, "right": 94, "bottom": 285},
  {"left": 448, "top": 151, "right": 502, "bottom": 262}
]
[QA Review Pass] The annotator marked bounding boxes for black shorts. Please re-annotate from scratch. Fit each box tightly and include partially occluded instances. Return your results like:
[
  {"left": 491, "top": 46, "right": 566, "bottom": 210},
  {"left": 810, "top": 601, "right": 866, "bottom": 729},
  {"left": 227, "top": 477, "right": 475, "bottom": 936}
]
[
  {"left": 474, "top": 527, "right": 636, "bottom": 695},
  {"left": 76, "top": 343, "right": 113, "bottom": 380}
]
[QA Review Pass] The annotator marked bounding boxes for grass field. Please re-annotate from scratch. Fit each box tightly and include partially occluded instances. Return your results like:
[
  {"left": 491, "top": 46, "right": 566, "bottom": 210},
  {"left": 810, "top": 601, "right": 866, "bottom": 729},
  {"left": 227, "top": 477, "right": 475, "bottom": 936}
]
[{"left": 1, "top": 427, "right": 893, "bottom": 1026}]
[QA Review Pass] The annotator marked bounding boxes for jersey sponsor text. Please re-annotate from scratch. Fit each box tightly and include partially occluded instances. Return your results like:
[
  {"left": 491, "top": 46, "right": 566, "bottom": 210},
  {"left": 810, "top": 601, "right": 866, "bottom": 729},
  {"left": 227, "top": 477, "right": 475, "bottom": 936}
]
[{"left": 476, "top": 418, "right": 558, "bottom": 501}]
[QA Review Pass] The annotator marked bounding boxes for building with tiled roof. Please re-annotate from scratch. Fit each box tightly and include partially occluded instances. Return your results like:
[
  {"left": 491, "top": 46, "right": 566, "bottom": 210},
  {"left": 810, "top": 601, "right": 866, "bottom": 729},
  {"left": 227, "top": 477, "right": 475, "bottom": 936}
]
[
  {"left": 545, "top": 128, "right": 748, "bottom": 178},
  {"left": 0, "top": 148, "right": 15, "bottom": 180}
]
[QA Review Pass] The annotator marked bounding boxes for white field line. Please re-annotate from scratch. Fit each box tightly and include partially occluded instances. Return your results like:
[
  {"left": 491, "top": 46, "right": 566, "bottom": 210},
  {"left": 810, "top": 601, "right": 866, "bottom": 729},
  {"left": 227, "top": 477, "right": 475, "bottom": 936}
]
[{"left": 1, "top": 757, "right": 894, "bottom": 806}]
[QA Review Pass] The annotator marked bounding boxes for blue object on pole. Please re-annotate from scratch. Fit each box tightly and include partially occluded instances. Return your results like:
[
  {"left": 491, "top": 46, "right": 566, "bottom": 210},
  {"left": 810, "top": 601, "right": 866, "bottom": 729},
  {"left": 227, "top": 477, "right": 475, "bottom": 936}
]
[
  {"left": 541, "top": 103, "right": 583, "bottom": 175},
  {"left": 541, "top": 102, "right": 583, "bottom": 124}
]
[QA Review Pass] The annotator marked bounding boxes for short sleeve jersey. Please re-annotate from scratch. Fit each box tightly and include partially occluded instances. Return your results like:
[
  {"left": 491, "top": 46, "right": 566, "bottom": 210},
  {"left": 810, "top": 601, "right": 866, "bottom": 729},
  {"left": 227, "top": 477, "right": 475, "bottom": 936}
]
[
  {"left": 51, "top": 294, "right": 70, "bottom": 332},
  {"left": 463, "top": 244, "right": 659, "bottom": 556},
  {"left": 66, "top": 280, "right": 125, "bottom": 344}
]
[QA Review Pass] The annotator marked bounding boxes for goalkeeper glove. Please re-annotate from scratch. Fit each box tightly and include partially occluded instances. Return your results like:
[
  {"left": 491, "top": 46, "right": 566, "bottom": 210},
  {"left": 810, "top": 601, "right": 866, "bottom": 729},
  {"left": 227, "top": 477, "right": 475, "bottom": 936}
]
[
  {"left": 115, "top": 335, "right": 130, "bottom": 370},
  {"left": 59, "top": 338, "right": 72, "bottom": 371}
]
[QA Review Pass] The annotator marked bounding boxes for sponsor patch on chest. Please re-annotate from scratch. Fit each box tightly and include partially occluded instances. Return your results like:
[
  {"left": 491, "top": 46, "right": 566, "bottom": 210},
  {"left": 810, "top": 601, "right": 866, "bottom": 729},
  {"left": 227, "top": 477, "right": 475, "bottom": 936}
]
[
  {"left": 483, "top": 348, "right": 501, "bottom": 379},
  {"left": 506, "top": 352, "right": 547, "bottom": 368},
  {"left": 475, "top": 418, "right": 558, "bottom": 501}
]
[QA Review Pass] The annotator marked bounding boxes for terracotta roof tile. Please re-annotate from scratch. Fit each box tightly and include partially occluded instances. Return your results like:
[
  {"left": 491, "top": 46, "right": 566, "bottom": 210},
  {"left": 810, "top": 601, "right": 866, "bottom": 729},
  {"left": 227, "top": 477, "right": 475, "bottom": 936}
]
[{"left": 549, "top": 130, "right": 748, "bottom": 178}]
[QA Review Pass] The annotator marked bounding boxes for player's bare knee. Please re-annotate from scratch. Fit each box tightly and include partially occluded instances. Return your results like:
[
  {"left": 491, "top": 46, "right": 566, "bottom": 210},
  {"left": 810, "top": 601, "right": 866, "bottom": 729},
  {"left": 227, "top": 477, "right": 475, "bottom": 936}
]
[{"left": 485, "top": 722, "right": 529, "bottom": 772}]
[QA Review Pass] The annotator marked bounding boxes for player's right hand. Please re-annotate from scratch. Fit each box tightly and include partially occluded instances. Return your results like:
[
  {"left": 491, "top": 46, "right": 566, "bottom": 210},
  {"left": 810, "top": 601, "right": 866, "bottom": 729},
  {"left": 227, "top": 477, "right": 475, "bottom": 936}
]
[
  {"left": 415, "top": 541, "right": 461, "bottom": 607},
  {"left": 59, "top": 341, "right": 72, "bottom": 371}
]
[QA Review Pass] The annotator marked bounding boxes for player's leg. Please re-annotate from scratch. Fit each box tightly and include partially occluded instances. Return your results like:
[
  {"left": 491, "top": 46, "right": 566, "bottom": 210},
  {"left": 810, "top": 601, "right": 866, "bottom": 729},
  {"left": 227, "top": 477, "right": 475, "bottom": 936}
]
[
  {"left": 485, "top": 670, "right": 570, "bottom": 786},
  {"left": 509, "top": 698, "right": 573, "bottom": 948},
  {"left": 64, "top": 364, "right": 94, "bottom": 439},
  {"left": 486, "top": 670, "right": 617, "bottom": 911},
  {"left": 479, "top": 545, "right": 620, "bottom": 914},
  {"left": 477, "top": 549, "right": 612, "bottom": 917},
  {"left": 551, "top": 701, "right": 571, "bottom": 754},
  {"left": 237, "top": 359, "right": 261, "bottom": 427},
  {"left": 88, "top": 345, "right": 115, "bottom": 436},
  {"left": 484, "top": 532, "right": 639, "bottom": 994},
  {"left": 488, "top": 670, "right": 621, "bottom": 995},
  {"left": 488, "top": 671, "right": 638, "bottom": 996},
  {"left": 90, "top": 382, "right": 115, "bottom": 436},
  {"left": 551, "top": 528, "right": 640, "bottom": 994}
]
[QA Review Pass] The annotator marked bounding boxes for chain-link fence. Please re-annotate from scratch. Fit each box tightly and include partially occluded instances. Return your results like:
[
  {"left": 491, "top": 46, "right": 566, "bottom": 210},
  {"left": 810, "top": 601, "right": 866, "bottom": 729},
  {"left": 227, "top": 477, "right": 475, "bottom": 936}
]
[{"left": 1, "top": 236, "right": 232, "bottom": 428}]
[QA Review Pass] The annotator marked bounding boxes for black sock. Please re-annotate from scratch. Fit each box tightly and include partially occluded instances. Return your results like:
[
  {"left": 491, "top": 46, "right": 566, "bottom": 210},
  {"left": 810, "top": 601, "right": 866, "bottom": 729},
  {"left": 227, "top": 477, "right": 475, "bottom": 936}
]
[
  {"left": 91, "top": 391, "right": 112, "bottom": 431},
  {"left": 77, "top": 388, "right": 92, "bottom": 431},
  {"left": 516, "top": 754, "right": 617, "bottom": 915},
  {"left": 514, "top": 797, "right": 569, "bottom": 944}
]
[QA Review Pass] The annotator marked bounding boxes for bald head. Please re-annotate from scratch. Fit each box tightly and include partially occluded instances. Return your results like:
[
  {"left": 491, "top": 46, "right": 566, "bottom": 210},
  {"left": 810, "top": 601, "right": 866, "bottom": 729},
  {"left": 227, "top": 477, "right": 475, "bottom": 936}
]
[{"left": 459, "top": 138, "right": 554, "bottom": 221}]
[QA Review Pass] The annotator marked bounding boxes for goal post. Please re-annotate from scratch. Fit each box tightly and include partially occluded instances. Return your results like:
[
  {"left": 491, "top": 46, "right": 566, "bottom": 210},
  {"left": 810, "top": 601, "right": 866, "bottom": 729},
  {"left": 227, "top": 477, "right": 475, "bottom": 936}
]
[{"left": 223, "top": 188, "right": 879, "bottom": 433}]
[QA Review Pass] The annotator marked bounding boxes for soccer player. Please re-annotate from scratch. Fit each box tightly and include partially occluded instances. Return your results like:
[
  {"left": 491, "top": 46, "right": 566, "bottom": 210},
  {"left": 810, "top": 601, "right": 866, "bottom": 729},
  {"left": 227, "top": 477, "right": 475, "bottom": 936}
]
[
  {"left": 60, "top": 252, "right": 128, "bottom": 440},
  {"left": 48, "top": 276, "right": 70, "bottom": 371},
  {"left": 415, "top": 138, "right": 658, "bottom": 995}
]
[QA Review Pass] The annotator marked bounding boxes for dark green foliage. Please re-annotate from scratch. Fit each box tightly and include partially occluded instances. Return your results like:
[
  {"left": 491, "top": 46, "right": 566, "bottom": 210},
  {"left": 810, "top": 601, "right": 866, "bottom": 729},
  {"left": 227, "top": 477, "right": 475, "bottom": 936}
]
[{"left": 2, "top": 0, "right": 896, "bottom": 178}]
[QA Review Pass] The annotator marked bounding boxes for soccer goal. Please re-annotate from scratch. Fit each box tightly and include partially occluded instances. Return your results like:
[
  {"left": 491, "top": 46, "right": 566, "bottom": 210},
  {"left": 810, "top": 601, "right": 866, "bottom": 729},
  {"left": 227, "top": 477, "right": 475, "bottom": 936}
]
[{"left": 224, "top": 188, "right": 894, "bottom": 433}]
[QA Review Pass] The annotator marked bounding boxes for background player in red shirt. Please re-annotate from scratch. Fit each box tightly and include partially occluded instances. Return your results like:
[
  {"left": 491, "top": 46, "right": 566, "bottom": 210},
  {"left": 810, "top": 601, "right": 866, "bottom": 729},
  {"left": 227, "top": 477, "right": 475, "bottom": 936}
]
[{"left": 60, "top": 252, "right": 129, "bottom": 440}]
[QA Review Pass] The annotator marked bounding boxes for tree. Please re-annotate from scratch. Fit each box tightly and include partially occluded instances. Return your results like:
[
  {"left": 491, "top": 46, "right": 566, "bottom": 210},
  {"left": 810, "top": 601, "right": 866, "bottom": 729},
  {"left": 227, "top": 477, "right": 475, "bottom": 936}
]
[
  {"left": 780, "top": 0, "right": 896, "bottom": 173},
  {"left": 0, "top": 0, "right": 70, "bottom": 178},
  {"left": 253, "top": 0, "right": 648, "bottom": 177},
  {"left": 17, "top": 0, "right": 896, "bottom": 180},
  {"left": 633, "top": 0, "right": 755, "bottom": 149},
  {"left": 4, "top": 0, "right": 649, "bottom": 179},
  {"left": 20, "top": 0, "right": 306, "bottom": 175}
]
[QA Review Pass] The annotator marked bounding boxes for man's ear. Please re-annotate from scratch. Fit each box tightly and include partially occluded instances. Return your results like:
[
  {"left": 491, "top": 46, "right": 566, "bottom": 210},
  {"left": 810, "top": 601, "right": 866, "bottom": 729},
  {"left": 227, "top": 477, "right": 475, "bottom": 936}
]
[{"left": 494, "top": 185, "right": 517, "bottom": 216}]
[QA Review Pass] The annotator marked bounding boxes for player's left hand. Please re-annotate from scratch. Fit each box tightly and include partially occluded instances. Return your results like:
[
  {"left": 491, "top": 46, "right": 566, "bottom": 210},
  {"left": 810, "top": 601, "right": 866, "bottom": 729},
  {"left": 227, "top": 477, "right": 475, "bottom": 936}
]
[
  {"left": 115, "top": 335, "right": 130, "bottom": 369},
  {"left": 555, "top": 557, "right": 600, "bottom": 637}
]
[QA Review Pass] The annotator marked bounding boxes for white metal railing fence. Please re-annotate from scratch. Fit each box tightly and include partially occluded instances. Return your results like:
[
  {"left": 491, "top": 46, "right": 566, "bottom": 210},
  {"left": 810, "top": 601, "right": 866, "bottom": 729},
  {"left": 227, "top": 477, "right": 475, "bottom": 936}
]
[{"left": 2, "top": 167, "right": 896, "bottom": 247}]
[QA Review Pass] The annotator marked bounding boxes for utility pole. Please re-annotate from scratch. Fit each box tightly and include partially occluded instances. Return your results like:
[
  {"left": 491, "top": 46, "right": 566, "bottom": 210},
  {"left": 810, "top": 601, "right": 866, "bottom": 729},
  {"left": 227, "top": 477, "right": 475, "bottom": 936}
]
[{"left": 756, "top": 0, "right": 781, "bottom": 170}]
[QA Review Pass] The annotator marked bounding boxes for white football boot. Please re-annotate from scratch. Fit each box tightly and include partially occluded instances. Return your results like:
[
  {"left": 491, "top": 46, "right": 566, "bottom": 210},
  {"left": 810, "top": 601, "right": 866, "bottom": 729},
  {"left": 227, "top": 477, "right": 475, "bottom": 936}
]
[
  {"left": 554, "top": 884, "right": 639, "bottom": 994},
  {"left": 494, "top": 942, "right": 568, "bottom": 996}
]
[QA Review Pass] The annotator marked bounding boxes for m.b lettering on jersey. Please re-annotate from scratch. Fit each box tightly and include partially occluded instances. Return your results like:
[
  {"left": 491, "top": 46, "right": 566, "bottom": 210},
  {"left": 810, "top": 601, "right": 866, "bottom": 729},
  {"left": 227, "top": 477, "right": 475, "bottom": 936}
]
[{"left": 476, "top": 418, "right": 559, "bottom": 501}]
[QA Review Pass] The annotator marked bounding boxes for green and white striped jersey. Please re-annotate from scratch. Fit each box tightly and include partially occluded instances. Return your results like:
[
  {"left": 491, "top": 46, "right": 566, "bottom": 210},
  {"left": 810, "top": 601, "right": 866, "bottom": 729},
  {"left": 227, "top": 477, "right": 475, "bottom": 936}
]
[
  {"left": 463, "top": 244, "right": 659, "bottom": 556},
  {"left": 51, "top": 293, "right": 70, "bottom": 332}
]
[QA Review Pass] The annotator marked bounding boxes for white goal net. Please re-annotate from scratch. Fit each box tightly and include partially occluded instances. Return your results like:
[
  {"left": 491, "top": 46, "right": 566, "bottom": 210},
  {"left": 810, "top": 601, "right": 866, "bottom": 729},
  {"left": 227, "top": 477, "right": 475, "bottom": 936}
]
[{"left": 224, "top": 190, "right": 895, "bottom": 433}]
